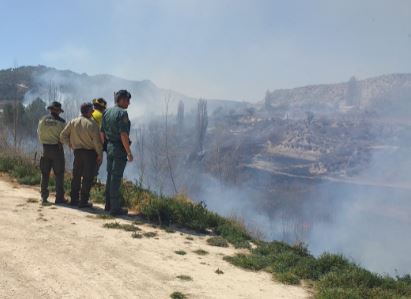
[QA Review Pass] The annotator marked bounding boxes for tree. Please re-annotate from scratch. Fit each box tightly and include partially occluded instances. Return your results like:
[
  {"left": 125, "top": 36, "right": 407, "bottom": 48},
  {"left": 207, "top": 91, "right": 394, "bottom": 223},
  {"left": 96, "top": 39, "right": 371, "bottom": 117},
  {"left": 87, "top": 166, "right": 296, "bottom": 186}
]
[
  {"left": 25, "top": 98, "right": 47, "bottom": 135},
  {"left": 164, "top": 97, "right": 178, "bottom": 194},
  {"left": 194, "top": 99, "right": 208, "bottom": 156},
  {"left": 345, "top": 76, "right": 360, "bottom": 106},
  {"left": 176, "top": 100, "right": 184, "bottom": 131}
]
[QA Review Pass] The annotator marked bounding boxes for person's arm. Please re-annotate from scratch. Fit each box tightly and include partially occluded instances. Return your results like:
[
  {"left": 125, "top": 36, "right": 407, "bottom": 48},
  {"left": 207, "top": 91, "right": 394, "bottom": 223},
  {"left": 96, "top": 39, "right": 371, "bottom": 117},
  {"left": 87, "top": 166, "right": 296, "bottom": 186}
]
[
  {"left": 91, "top": 123, "right": 103, "bottom": 164},
  {"left": 119, "top": 111, "right": 133, "bottom": 162},
  {"left": 37, "top": 118, "right": 43, "bottom": 142},
  {"left": 59, "top": 121, "right": 72, "bottom": 148},
  {"left": 100, "top": 114, "right": 106, "bottom": 144},
  {"left": 120, "top": 132, "right": 133, "bottom": 162}
]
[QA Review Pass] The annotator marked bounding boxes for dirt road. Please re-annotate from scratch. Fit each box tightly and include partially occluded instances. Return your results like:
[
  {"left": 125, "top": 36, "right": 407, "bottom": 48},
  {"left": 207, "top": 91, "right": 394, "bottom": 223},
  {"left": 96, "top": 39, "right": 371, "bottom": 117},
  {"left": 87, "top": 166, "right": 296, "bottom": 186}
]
[{"left": 0, "top": 176, "right": 309, "bottom": 299}]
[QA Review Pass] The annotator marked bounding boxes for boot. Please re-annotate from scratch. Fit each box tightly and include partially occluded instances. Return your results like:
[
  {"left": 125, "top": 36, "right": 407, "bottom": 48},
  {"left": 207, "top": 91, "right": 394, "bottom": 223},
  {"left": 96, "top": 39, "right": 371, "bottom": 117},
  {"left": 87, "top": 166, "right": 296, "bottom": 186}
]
[
  {"left": 109, "top": 208, "right": 128, "bottom": 216},
  {"left": 55, "top": 198, "right": 68, "bottom": 205},
  {"left": 78, "top": 201, "right": 93, "bottom": 209}
]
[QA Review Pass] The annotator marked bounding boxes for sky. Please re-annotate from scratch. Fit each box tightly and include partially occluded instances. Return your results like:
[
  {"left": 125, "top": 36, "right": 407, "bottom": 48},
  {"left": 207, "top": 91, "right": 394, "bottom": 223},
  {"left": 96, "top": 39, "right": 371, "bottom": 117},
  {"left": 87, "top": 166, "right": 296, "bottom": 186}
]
[{"left": 0, "top": 0, "right": 410, "bottom": 102}]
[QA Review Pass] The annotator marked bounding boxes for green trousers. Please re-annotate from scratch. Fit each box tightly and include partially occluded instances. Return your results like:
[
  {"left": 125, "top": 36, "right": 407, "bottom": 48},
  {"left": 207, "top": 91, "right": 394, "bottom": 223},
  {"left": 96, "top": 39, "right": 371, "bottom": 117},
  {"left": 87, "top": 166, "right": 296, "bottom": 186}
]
[
  {"left": 40, "top": 144, "right": 65, "bottom": 202},
  {"left": 105, "top": 143, "right": 127, "bottom": 212}
]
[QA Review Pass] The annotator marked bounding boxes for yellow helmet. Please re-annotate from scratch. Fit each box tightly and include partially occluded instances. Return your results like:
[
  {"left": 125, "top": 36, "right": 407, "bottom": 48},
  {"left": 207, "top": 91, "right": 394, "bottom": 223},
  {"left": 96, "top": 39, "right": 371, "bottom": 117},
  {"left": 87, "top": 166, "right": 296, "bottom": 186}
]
[{"left": 92, "top": 98, "right": 107, "bottom": 109}]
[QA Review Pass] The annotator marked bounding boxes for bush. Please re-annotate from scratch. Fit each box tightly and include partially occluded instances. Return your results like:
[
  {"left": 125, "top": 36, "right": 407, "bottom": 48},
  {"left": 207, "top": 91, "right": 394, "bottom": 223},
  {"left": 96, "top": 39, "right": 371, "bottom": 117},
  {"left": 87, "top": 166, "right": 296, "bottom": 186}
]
[
  {"left": 207, "top": 236, "right": 229, "bottom": 247},
  {"left": 214, "top": 220, "right": 251, "bottom": 249},
  {"left": 316, "top": 253, "right": 352, "bottom": 276},
  {"left": 275, "top": 272, "right": 300, "bottom": 285},
  {"left": 0, "top": 155, "right": 17, "bottom": 172},
  {"left": 0, "top": 153, "right": 40, "bottom": 185}
]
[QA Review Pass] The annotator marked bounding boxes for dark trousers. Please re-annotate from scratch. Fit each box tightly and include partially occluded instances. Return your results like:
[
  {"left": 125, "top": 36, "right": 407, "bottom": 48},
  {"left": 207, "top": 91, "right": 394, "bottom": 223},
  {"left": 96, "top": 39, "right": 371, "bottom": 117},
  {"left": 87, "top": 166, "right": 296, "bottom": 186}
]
[
  {"left": 105, "top": 143, "right": 127, "bottom": 212},
  {"left": 40, "top": 144, "right": 65, "bottom": 202},
  {"left": 70, "top": 149, "right": 97, "bottom": 204}
]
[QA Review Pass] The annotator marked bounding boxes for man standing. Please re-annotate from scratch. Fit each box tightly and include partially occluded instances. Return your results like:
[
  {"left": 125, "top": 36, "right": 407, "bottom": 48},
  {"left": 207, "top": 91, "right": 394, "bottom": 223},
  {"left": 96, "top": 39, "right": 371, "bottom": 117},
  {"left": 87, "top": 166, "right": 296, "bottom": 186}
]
[
  {"left": 37, "top": 101, "right": 66, "bottom": 204},
  {"left": 91, "top": 98, "right": 107, "bottom": 180},
  {"left": 60, "top": 103, "right": 103, "bottom": 208},
  {"left": 91, "top": 98, "right": 107, "bottom": 128},
  {"left": 101, "top": 90, "right": 133, "bottom": 215}
]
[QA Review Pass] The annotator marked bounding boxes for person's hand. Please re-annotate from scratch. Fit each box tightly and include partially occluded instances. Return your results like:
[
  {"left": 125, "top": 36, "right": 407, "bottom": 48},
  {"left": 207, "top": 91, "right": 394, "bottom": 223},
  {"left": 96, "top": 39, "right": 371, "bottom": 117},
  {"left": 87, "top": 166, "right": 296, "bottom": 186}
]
[
  {"left": 96, "top": 155, "right": 102, "bottom": 165},
  {"left": 127, "top": 152, "right": 133, "bottom": 162}
]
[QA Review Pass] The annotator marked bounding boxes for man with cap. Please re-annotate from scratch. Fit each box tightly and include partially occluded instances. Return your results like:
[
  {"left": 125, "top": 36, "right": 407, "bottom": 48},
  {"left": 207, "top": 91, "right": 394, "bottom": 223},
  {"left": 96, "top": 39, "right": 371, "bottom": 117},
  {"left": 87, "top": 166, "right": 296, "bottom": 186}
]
[
  {"left": 60, "top": 103, "right": 103, "bottom": 208},
  {"left": 37, "top": 101, "right": 66, "bottom": 204},
  {"left": 101, "top": 90, "right": 133, "bottom": 215}
]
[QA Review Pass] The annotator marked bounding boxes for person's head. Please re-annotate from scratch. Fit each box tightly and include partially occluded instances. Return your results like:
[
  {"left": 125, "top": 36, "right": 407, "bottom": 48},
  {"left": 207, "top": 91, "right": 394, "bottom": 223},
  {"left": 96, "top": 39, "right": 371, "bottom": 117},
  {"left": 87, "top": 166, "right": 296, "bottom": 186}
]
[
  {"left": 114, "top": 90, "right": 131, "bottom": 109},
  {"left": 92, "top": 98, "right": 107, "bottom": 112},
  {"left": 47, "top": 101, "right": 64, "bottom": 116},
  {"left": 80, "top": 102, "right": 93, "bottom": 118}
]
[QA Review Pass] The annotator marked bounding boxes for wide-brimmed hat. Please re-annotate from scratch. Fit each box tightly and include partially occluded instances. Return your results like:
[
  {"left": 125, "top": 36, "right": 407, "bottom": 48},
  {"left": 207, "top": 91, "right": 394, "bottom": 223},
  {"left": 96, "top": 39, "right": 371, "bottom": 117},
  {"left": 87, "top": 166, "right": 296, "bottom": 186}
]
[
  {"left": 92, "top": 98, "right": 107, "bottom": 109},
  {"left": 47, "top": 101, "right": 64, "bottom": 112}
]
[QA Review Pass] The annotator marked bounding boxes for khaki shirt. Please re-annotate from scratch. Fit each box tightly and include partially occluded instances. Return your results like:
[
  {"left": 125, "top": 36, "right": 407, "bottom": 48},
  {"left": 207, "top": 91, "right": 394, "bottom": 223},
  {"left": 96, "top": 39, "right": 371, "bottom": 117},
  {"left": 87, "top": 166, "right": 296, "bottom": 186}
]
[
  {"left": 60, "top": 116, "right": 103, "bottom": 158},
  {"left": 37, "top": 114, "right": 66, "bottom": 145}
]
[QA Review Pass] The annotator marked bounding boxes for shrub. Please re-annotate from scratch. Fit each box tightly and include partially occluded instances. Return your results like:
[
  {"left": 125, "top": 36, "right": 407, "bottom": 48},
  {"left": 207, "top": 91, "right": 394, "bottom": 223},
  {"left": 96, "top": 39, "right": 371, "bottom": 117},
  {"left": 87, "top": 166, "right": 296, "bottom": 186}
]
[
  {"left": 214, "top": 220, "right": 251, "bottom": 249},
  {"left": 275, "top": 272, "right": 300, "bottom": 285},
  {"left": 316, "top": 253, "right": 352, "bottom": 276},
  {"left": 207, "top": 236, "right": 229, "bottom": 247},
  {"left": 170, "top": 292, "right": 187, "bottom": 299}
]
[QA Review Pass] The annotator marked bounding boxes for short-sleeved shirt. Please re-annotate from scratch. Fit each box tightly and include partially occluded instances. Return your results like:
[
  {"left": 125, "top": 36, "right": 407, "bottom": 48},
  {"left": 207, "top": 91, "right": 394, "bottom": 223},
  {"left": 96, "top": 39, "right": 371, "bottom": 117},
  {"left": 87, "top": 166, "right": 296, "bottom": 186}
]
[
  {"left": 37, "top": 114, "right": 66, "bottom": 145},
  {"left": 101, "top": 106, "right": 130, "bottom": 143}
]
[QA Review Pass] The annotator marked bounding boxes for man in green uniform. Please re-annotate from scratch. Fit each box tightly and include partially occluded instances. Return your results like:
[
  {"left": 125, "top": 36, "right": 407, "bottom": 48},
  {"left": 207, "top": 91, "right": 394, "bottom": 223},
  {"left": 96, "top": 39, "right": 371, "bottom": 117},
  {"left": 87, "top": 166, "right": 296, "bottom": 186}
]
[
  {"left": 60, "top": 103, "right": 103, "bottom": 208},
  {"left": 101, "top": 90, "right": 133, "bottom": 215},
  {"left": 37, "top": 101, "right": 66, "bottom": 204}
]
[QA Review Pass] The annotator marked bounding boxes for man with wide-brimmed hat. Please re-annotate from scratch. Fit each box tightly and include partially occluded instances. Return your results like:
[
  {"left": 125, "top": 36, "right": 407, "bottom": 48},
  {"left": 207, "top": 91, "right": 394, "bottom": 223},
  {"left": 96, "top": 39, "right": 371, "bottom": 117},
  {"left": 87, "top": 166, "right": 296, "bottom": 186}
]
[{"left": 37, "top": 101, "right": 67, "bottom": 204}]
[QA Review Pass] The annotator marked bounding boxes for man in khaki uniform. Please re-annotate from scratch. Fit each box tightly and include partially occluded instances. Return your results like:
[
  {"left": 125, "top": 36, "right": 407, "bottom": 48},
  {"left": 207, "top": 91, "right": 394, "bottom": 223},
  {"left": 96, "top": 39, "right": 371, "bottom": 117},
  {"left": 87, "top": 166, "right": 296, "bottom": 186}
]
[
  {"left": 60, "top": 103, "right": 103, "bottom": 208},
  {"left": 37, "top": 101, "right": 66, "bottom": 204}
]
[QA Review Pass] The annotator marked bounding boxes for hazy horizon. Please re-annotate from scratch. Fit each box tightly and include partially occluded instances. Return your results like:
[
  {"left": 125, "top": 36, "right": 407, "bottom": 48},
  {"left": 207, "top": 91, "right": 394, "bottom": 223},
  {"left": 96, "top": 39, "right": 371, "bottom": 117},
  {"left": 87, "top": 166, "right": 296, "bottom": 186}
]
[{"left": 0, "top": 0, "right": 410, "bottom": 102}]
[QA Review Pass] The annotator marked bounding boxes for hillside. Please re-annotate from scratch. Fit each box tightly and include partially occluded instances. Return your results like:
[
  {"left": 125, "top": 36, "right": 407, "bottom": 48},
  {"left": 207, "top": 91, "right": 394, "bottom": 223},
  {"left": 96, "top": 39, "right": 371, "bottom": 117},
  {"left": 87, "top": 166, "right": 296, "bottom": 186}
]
[
  {"left": 0, "top": 66, "right": 246, "bottom": 117},
  {"left": 262, "top": 73, "right": 411, "bottom": 117}
]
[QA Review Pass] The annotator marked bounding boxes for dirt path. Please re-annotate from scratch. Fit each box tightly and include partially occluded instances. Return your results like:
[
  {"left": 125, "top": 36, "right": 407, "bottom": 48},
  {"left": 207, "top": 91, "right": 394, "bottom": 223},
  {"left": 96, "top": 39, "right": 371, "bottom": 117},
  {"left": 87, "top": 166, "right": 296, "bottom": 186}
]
[{"left": 0, "top": 176, "right": 309, "bottom": 299}]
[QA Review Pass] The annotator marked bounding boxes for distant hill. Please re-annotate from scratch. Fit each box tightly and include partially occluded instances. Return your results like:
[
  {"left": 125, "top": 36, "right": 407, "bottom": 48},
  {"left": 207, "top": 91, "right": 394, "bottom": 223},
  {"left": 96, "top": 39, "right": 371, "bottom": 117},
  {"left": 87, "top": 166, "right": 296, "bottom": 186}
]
[
  {"left": 0, "top": 65, "right": 246, "bottom": 118},
  {"left": 262, "top": 73, "right": 411, "bottom": 118}
]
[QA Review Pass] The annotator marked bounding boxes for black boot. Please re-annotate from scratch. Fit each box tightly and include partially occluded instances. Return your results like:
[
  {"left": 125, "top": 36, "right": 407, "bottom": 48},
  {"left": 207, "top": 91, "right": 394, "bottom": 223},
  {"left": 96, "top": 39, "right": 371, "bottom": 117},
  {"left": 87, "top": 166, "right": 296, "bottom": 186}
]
[
  {"left": 78, "top": 201, "right": 93, "bottom": 209},
  {"left": 109, "top": 208, "right": 128, "bottom": 216},
  {"left": 55, "top": 198, "right": 68, "bottom": 205}
]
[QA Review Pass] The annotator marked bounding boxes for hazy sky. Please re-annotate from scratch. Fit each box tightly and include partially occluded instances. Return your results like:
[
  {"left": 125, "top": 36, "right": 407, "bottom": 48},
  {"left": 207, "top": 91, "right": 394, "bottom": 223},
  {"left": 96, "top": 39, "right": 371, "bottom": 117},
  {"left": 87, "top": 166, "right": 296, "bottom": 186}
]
[{"left": 0, "top": 0, "right": 410, "bottom": 101}]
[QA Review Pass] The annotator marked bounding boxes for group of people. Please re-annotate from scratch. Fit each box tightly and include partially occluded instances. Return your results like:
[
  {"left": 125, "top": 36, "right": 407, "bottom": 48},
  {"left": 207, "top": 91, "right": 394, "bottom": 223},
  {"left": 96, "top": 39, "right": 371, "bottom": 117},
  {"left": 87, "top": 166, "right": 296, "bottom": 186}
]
[{"left": 37, "top": 90, "right": 133, "bottom": 216}]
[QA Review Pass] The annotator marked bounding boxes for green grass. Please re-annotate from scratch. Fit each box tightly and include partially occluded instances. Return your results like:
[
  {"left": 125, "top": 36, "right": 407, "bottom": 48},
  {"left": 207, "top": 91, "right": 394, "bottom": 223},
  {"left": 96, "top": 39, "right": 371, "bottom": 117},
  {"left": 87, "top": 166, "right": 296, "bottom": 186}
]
[
  {"left": 207, "top": 236, "right": 229, "bottom": 247},
  {"left": 131, "top": 232, "right": 143, "bottom": 239},
  {"left": 95, "top": 213, "right": 114, "bottom": 220},
  {"left": 176, "top": 275, "right": 192, "bottom": 281},
  {"left": 143, "top": 231, "right": 157, "bottom": 238},
  {"left": 0, "top": 153, "right": 41, "bottom": 185},
  {"left": 224, "top": 242, "right": 411, "bottom": 298},
  {"left": 193, "top": 249, "right": 209, "bottom": 256},
  {"left": 170, "top": 292, "right": 187, "bottom": 299},
  {"left": 175, "top": 250, "right": 187, "bottom": 255},
  {"left": 103, "top": 222, "right": 141, "bottom": 232},
  {"left": 164, "top": 227, "right": 176, "bottom": 233}
]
